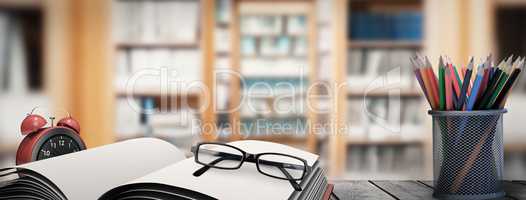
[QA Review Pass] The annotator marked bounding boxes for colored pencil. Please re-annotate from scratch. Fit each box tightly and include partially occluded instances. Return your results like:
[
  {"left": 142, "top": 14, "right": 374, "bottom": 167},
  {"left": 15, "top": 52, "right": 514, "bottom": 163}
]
[
  {"left": 478, "top": 59, "right": 491, "bottom": 100},
  {"left": 466, "top": 64, "right": 484, "bottom": 111},
  {"left": 451, "top": 64, "right": 462, "bottom": 98},
  {"left": 457, "top": 57, "right": 474, "bottom": 110},
  {"left": 475, "top": 59, "right": 507, "bottom": 109},
  {"left": 411, "top": 55, "right": 524, "bottom": 111},
  {"left": 411, "top": 57, "right": 434, "bottom": 109},
  {"left": 450, "top": 64, "right": 461, "bottom": 109},
  {"left": 486, "top": 57, "right": 517, "bottom": 108},
  {"left": 438, "top": 57, "right": 446, "bottom": 110},
  {"left": 445, "top": 65, "right": 453, "bottom": 110},
  {"left": 483, "top": 56, "right": 513, "bottom": 108},
  {"left": 425, "top": 56, "right": 440, "bottom": 108},
  {"left": 454, "top": 66, "right": 463, "bottom": 91},
  {"left": 492, "top": 58, "right": 524, "bottom": 109}
]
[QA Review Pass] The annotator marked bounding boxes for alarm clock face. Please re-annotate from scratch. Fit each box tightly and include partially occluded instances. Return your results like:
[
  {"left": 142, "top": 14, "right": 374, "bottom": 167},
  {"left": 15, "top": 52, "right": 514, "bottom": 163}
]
[{"left": 32, "top": 127, "right": 86, "bottom": 161}]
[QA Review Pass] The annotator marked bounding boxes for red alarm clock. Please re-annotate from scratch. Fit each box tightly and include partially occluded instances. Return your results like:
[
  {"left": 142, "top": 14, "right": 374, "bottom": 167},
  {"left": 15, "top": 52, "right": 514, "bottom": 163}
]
[{"left": 16, "top": 108, "right": 86, "bottom": 165}]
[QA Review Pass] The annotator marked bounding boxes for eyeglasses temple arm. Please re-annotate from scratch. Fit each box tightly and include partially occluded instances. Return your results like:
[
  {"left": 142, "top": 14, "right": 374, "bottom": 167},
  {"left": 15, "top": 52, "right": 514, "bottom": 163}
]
[
  {"left": 277, "top": 166, "right": 302, "bottom": 191},
  {"left": 193, "top": 157, "right": 225, "bottom": 177},
  {"left": 193, "top": 152, "right": 244, "bottom": 177}
]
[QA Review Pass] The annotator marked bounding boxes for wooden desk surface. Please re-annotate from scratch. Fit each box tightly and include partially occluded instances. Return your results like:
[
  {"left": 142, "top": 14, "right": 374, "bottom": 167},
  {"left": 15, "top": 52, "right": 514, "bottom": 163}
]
[{"left": 332, "top": 181, "right": 526, "bottom": 200}]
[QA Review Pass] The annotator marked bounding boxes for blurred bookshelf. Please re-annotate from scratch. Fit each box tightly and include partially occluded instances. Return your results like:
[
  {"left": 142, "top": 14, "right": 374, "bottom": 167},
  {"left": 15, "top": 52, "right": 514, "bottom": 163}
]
[
  {"left": 345, "top": 0, "right": 428, "bottom": 179},
  {"left": 223, "top": 0, "right": 319, "bottom": 152},
  {"left": 2, "top": 0, "right": 524, "bottom": 180},
  {"left": 0, "top": 4, "right": 47, "bottom": 166},
  {"left": 111, "top": 0, "right": 203, "bottom": 152}
]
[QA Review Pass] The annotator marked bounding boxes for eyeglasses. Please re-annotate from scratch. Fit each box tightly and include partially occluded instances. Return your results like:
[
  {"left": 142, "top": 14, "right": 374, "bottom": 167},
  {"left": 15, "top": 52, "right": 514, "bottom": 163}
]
[{"left": 191, "top": 142, "right": 310, "bottom": 191}]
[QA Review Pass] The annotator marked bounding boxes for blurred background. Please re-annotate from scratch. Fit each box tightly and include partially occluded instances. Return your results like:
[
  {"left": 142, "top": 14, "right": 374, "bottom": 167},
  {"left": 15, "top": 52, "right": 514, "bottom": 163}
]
[{"left": 0, "top": 0, "right": 526, "bottom": 181}]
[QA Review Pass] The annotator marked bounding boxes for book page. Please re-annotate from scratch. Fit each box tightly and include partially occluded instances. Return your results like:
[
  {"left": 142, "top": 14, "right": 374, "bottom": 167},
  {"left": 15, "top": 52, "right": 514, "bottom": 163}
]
[
  {"left": 16, "top": 138, "right": 185, "bottom": 200},
  {"left": 122, "top": 140, "right": 318, "bottom": 200}
]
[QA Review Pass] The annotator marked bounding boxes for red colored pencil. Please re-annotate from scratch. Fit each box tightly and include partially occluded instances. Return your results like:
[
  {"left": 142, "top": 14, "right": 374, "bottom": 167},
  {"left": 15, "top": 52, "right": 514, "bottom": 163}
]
[{"left": 445, "top": 66, "right": 453, "bottom": 110}]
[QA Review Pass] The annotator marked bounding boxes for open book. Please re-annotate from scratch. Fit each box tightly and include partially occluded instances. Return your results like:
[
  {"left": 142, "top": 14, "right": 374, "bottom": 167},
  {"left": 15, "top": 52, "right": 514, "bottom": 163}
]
[{"left": 0, "top": 138, "right": 327, "bottom": 200}]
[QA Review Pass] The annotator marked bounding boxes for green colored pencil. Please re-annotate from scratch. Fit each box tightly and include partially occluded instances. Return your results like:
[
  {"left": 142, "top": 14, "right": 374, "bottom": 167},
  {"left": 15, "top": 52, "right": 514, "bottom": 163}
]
[{"left": 438, "top": 56, "right": 446, "bottom": 110}]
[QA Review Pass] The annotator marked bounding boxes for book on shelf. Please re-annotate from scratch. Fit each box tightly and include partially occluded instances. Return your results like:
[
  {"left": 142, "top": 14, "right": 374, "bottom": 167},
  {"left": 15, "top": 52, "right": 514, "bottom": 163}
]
[
  {"left": 113, "top": 0, "right": 199, "bottom": 44},
  {"left": 216, "top": 0, "right": 231, "bottom": 24},
  {"left": 287, "top": 15, "right": 307, "bottom": 36},
  {"left": 349, "top": 11, "right": 422, "bottom": 41},
  {"left": 241, "top": 58, "right": 308, "bottom": 77},
  {"left": 241, "top": 36, "right": 257, "bottom": 56},
  {"left": 241, "top": 15, "right": 282, "bottom": 36},
  {"left": 240, "top": 116, "right": 308, "bottom": 137},
  {"left": 242, "top": 77, "right": 308, "bottom": 96},
  {"left": 347, "top": 49, "right": 416, "bottom": 89},
  {"left": 115, "top": 49, "right": 202, "bottom": 91},
  {"left": 115, "top": 98, "right": 141, "bottom": 138},
  {"left": 149, "top": 107, "right": 200, "bottom": 137},
  {"left": 346, "top": 97, "right": 425, "bottom": 141},
  {"left": 347, "top": 99, "right": 368, "bottom": 139},
  {"left": 293, "top": 36, "right": 308, "bottom": 56},
  {"left": 0, "top": 138, "right": 329, "bottom": 200},
  {"left": 316, "top": 0, "right": 331, "bottom": 24},
  {"left": 260, "top": 36, "right": 291, "bottom": 56}
]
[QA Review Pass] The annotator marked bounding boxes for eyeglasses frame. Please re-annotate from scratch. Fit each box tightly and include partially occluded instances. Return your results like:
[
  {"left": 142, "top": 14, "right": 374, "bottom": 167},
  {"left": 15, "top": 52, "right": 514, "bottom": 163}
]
[{"left": 192, "top": 142, "right": 310, "bottom": 181}]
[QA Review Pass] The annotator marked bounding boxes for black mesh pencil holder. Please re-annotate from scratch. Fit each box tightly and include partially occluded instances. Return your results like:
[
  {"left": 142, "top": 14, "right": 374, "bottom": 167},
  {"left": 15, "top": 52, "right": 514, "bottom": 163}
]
[{"left": 429, "top": 109, "right": 506, "bottom": 200}]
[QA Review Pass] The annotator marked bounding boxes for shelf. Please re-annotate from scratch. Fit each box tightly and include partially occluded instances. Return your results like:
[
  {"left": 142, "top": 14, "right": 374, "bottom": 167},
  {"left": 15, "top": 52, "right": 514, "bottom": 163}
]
[
  {"left": 115, "top": 134, "right": 180, "bottom": 143},
  {"left": 242, "top": 90, "right": 306, "bottom": 98},
  {"left": 347, "top": 89, "right": 422, "bottom": 98},
  {"left": 241, "top": 33, "right": 306, "bottom": 38},
  {"left": 216, "top": 51, "right": 230, "bottom": 57},
  {"left": 242, "top": 55, "right": 307, "bottom": 59},
  {"left": 115, "top": 42, "right": 199, "bottom": 49},
  {"left": 346, "top": 137, "right": 424, "bottom": 146},
  {"left": 236, "top": 134, "right": 308, "bottom": 144},
  {"left": 348, "top": 40, "right": 422, "bottom": 49},
  {"left": 115, "top": 90, "right": 201, "bottom": 98},
  {"left": 240, "top": 115, "right": 306, "bottom": 121},
  {"left": 216, "top": 22, "right": 229, "bottom": 29}
]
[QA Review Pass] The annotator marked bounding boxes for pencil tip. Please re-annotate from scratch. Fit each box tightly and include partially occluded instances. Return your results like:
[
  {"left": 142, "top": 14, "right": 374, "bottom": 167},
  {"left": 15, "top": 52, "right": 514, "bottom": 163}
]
[
  {"left": 409, "top": 57, "right": 419, "bottom": 69},
  {"left": 425, "top": 56, "right": 432, "bottom": 67},
  {"left": 439, "top": 56, "right": 444, "bottom": 68}
]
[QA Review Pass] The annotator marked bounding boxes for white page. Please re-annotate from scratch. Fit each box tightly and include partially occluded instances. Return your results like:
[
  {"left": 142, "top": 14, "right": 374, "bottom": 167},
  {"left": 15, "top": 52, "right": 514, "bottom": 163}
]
[
  {"left": 124, "top": 140, "right": 318, "bottom": 200},
  {"left": 16, "top": 138, "right": 185, "bottom": 200}
]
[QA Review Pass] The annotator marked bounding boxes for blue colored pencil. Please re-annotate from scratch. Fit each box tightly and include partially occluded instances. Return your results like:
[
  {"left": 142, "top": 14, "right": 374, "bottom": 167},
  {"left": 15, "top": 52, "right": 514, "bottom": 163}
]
[
  {"left": 456, "top": 57, "right": 474, "bottom": 110},
  {"left": 466, "top": 64, "right": 485, "bottom": 110}
]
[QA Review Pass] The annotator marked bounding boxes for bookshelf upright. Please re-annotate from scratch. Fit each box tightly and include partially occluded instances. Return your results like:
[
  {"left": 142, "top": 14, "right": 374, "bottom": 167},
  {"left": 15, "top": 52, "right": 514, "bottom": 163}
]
[
  {"left": 224, "top": 0, "right": 319, "bottom": 152},
  {"left": 345, "top": 0, "right": 429, "bottom": 179}
]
